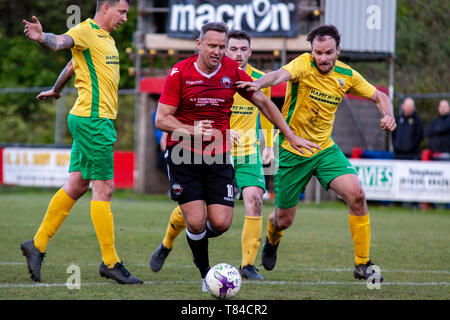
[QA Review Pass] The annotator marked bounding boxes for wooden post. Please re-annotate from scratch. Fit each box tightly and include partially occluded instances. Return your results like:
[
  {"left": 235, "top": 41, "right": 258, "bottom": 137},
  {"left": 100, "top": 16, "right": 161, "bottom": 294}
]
[
  {"left": 134, "top": 94, "right": 168, "bottom": 193},
  {"left": 134, "top": 92, "right": 151, "bottom": 193},
  {"left": 387, "top": 54, "right": 395, "bottom": 152}
]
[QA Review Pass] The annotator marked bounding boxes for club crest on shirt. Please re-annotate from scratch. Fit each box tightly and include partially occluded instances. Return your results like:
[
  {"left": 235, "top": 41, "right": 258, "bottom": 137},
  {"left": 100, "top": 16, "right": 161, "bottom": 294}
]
[
  {"left": 221, "top": 76, "right": 233, "bottom": 88},
  {"left": 171, "top": 183, "right": 183, "bottom": 196},
  {"left": 338, "top": 78, "right": 345, "bottom": 88}
]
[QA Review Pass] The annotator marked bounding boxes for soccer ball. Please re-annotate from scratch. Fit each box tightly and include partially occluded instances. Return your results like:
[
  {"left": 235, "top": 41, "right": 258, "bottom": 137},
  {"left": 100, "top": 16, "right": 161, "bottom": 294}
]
[{"left": 205, "top": 263, "right": 241, "bottom": 299}]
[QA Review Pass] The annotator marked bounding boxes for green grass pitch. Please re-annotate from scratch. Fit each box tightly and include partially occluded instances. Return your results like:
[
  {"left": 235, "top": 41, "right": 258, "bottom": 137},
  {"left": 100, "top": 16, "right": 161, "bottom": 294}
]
[{"left": 0, "top": 187, "right": 448, "bottom": 300}]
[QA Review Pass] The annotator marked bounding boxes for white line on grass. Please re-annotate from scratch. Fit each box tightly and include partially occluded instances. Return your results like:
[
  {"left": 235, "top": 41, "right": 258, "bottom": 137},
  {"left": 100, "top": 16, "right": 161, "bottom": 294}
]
[
  {"left": 246, "top": 280, "right": 450, "bottom": 286},
  {"left": 0, "top": 280, "right": 448, "bottom": 289},
  {"left": 2, "top": 262, "right": 449, "bottom": 275}
]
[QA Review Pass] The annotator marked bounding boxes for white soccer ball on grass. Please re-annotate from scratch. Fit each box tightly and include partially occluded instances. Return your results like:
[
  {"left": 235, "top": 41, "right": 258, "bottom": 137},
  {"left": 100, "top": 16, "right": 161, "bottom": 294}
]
[{"left": 205, "top": 263, "right": 241, "bottom": 299}]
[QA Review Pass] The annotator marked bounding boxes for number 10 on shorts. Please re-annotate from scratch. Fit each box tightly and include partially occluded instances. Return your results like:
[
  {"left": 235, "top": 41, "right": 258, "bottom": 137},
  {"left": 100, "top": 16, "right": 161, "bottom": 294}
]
[{"left": 227, "top": 184, "right": 234, "bottom": 198}]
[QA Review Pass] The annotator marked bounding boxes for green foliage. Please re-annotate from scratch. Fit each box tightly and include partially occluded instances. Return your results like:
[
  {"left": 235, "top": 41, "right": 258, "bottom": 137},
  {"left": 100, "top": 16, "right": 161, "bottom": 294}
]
[
  {"left": 115, "top": 94, "right": 135, "bottom": 151},
  {"left": 0, "top": 1, "right": 448, "bottom": 148},
  {"left": 111, "top": 5, "right": 137, "bottom": 89},
  {"left": 0, "top": 1, "right": 136, "bottom": 147},
  {"left": 0, "top": 29, "right": 68, "bottom": 144},
  {"left": 395, "top": 0, "right": 450, "bottom": 94},
  {"left": 392, "top": 0, "right": 450, "bottom": 141},
  {"left": 0, "top": 0, "right": 97, "bottom": 35},
  {"left": 0, "top": 96, "right": 56, "bottom": 144}
]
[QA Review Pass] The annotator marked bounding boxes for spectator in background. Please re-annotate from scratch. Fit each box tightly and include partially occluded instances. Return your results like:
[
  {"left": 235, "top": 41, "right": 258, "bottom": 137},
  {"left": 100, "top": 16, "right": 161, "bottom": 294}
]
[
  {"left": 392, "top": 97, "right": 423, "bottom": 160},
  {"left": 425, "top": 99, "right": 450, "bottom": 154}
]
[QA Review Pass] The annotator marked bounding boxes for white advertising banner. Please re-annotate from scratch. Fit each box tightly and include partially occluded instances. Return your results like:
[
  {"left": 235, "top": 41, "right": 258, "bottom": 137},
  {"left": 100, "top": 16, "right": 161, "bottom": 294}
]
[
  {"left": 350, "top": 159, "right": 450, "bottom": 203},
  {"left": 3, "top": 147, "right": 71, "bottom": 187}
]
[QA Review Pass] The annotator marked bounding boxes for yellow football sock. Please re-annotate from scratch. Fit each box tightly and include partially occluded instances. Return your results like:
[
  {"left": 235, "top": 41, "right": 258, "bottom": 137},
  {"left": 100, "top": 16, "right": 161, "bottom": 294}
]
[
  {"left": 90, "top": 201, "right": 120, "bottom": 267},
  {"left": 241, "top": 215, "right": 262, "bottom": 266},
  {"left": 162, "top": 206, "right": 186, "bottom": 249},
  {"left": 266, "top": 217, "right": 283, "bottom": 246},
  {"left": 349, "top": 213, "right": 371, "bottom": 265},
  {"left": 34, "top": 188, "right": 76, "bottom": 253}
]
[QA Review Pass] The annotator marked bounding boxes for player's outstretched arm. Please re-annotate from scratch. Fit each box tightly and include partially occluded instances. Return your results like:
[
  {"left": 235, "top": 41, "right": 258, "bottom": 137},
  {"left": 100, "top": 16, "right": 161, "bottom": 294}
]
[
  {"left": 249, "top": 91, "right": 320, "bottom": 155},
  {"left": 37, "top": 60, "right": 74, "bottom": 101},
  {"left": 236, "top": 68, "right": 291, "bottom": 91},
  {"left": 369, "top": 89, "right": 397, "bottom": 132},
  {"left": 23, "top": 16, "right": 74, "bottom": 51},
  {"left": 260, "top": 111, "right": 275, "bottom": 164}
]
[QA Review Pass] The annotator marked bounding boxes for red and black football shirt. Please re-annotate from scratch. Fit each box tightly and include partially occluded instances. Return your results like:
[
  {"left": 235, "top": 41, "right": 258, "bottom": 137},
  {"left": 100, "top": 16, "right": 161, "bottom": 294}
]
[{"left": 159, "top": 54, "right": 254, "bottom": 154}]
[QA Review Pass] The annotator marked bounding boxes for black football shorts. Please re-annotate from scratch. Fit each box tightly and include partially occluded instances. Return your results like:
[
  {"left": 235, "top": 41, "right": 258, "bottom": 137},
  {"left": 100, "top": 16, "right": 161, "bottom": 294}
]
[{"left": 165, "top": 146, "right": 235, "bottom": 207}]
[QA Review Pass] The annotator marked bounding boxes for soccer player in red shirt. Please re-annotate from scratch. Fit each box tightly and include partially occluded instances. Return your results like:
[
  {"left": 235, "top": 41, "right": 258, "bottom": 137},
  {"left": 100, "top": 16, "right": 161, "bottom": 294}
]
[{"left": 155, "top": 22, "right": 319, "bottom": 290}]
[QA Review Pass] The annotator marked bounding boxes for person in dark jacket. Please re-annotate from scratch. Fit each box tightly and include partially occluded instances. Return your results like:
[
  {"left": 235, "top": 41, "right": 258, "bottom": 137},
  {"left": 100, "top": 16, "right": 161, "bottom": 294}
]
[
  {"left": 425, "top": 99, "right": 450, "bottom": 154},
  {"left": 392, "top": 97, "right": 424, "bottom": 160}
]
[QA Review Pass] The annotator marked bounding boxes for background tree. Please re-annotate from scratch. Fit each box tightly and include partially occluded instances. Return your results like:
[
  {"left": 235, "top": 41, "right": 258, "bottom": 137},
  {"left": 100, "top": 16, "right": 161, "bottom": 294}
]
[
  {"left": 0, "top": 0, "right": 448, "bottom": 149},
  {"left": 0, "top": 0, "right": 137, "bottom": 148}
]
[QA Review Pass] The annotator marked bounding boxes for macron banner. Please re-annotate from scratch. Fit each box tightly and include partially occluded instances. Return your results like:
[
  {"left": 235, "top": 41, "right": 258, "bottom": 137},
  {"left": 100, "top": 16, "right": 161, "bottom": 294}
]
[
  {"left": 350, "top": 159, "right": 450, "bottom": 203},
  {"left": 167, "top": 0, "right": 299, "bottom": 38}
]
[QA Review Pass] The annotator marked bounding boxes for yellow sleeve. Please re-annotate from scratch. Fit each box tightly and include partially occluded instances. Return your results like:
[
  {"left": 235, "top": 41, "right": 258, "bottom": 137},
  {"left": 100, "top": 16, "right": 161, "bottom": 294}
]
[
  {"left": 281, "top": 54, "right": 309, "bottom": 82},
  {"left": 348, "top": 70, "right": 376, "bottom": 99},
  {"left": 64, "top": 22, "right": 91, "bottom": 52},
  {"left": 260, "top": 86, "right": 274, "bottom": 148}
]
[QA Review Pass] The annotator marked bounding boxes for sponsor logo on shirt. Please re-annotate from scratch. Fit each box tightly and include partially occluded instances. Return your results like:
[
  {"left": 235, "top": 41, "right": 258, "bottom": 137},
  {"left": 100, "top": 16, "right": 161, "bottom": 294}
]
[
  {"left": 190, "top": 97, "right": 225, "bottom": 107},
  {"left": 231, "top": 105, "right": 254, "bottom": 115},
  {"left": 105, "top": 55, "right": 120, "bottom": 65},
  {"left": 309, "top": 89, "right": 342, "bottom": 106},
  {"left": 186, "top": 80, "right": 203, "bottom": 85},
  {"left": 170, "top": 68, "right": 179, "bottom": 76}
]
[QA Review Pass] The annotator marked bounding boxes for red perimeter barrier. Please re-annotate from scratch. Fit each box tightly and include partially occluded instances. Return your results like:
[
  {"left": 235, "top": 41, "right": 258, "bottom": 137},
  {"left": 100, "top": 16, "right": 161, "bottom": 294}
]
[
  {"left": 114, "top": 151, "right": 135, "bottom": 189},
  {"left": 351, "top": 147, "right": 364, "bottom": 159}
]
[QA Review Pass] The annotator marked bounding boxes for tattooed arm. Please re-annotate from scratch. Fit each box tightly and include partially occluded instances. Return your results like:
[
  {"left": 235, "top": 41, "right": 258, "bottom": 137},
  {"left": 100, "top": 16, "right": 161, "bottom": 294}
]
[
  {"left": 23, "top": 16, "right": 74, "bottom": 51},
  {"left": 38, "top": 33, "right": 74, "bottom": 51}
]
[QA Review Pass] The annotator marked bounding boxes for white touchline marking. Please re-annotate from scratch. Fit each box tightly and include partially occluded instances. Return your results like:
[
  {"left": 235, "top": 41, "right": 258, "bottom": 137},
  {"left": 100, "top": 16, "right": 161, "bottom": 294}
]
[
  {"left": 244, "top": 280, "right": 450, "bottom": 286},
  {"left": 0, "top": 280, "right": 448, "bottom": 289}
]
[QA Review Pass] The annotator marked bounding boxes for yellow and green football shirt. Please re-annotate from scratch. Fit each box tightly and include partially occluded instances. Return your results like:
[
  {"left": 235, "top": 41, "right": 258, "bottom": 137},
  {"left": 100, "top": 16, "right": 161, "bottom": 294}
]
[
  {"left": 65, "top": 18, "right": 120, "bottom": 119},
  {"left": 280, "top": 53, "right": 376, "bottom": 157},
  {"left": 231, "top": 64, "right": 274, "bottom": 157}
]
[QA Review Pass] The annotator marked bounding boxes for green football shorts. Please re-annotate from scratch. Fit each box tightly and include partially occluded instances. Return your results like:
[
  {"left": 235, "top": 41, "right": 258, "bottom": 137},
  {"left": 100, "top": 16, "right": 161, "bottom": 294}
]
[
  {"left": 68, "top": 113, "right": 116, "bottom": 180},
  {"left": 233, "top": 151, "right": 266, "bottom": 195},
  {"left": 275, "top": 144, "right": 357, "bottom": 209}
]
